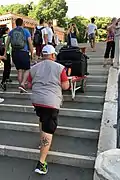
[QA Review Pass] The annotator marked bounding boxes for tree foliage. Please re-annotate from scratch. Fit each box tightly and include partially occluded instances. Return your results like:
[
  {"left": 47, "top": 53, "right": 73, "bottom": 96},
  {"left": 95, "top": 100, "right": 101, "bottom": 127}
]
[
  {"left": 0, "top": 1, "right": 112, "bottom": 42},
  {"left": 32, "top": 0, "right": 68, "bottom": 26},
  {"left": 0, "top": 2, "right": 34, "bottom": 16},
  {"left": 64, "top": 16, "right": 111, "bottom": 43}
]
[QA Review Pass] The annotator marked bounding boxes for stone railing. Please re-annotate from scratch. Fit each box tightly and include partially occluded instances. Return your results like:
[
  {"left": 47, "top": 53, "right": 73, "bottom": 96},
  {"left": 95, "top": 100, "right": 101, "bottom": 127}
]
[
  {"left": 94, "top": 26, "right": 120, "bottom": 180},
  {"left": 114, "top": 26, "right": 120, "bottom": 68}
]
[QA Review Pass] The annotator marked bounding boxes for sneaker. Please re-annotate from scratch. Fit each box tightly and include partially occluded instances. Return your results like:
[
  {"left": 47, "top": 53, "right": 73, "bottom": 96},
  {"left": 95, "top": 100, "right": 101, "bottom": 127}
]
[
  {"left": 35, "top": 161, "right": 48, "bottom": 175},
  {"left": 1, "top": 83, "right": 6, "bottom": 91},
  {"left": 18, "top": 85, "right": 27, "bottom": 93},
  {"left": 85, "top": 72, "right": 89, "bottom": 76},
  {"left": 0, "top": 98, "right": 4, "bottom": 103},
  {"left": 6, "top": 79, "right": 12, "bottom": 83},
  {"left": 103, "top": 64, "right": 107, "bottom": 68}
]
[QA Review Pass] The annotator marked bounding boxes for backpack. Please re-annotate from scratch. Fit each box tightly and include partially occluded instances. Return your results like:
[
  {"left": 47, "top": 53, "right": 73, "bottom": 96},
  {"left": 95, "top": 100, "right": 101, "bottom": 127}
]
[
  {"left": 10, "top": 28, "right": 26, "bottom": 50},
  {"left": 0, "top": 35, "right": 5, "bottom": 56},
  {"left": 33, "top": 27, "right": 44, "bottom": 46}
]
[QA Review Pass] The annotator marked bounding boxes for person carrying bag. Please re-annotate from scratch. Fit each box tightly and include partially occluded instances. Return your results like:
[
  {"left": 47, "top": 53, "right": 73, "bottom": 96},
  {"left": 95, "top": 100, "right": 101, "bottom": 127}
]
[{"left": 67, "top": 23, "right": 79, "bottom": 47}]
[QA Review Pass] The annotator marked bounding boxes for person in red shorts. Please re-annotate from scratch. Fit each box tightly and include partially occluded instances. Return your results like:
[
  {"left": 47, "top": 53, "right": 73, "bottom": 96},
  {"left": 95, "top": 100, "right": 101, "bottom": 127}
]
[
  {"left": 27, "top": 44, "right": 69, "bottom": 175},
  {"left": 33, "top": 19, "right": 48, "bottom": 59},
  {"left": 0, "top": 55, "right": 6, "bottom": 103}
]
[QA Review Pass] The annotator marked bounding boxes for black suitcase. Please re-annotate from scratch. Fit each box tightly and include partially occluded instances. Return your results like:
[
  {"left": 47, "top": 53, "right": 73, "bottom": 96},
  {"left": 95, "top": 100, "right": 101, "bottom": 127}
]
[{"left": 57, "top": 46, "right": 88, "bottom": 76}]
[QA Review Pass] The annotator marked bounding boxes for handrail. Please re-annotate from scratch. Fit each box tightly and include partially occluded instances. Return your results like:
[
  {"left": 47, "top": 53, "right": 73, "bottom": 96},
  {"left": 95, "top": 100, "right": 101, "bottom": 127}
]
[
  {"left": 115, "top": 26, "right": 120, "bottom": 148},
  {"left": 114, "top": 27, "right": 120, "bottom": 68}
]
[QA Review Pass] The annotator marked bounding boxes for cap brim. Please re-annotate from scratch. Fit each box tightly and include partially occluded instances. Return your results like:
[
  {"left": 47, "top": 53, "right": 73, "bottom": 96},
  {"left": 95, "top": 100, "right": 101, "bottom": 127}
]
[{"left": 42, "top": 51, "right": 58, "bottom": 55}]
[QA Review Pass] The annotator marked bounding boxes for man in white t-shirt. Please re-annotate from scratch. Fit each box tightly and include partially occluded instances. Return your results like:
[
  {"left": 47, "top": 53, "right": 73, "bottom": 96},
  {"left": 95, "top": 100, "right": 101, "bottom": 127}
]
[
  {"left": 46, "top": 21, "right": 54, "bottom": 45},
  {"left": 34, "top": 19, "right": 48, "bottom": 59},
  {"left": 85, "top": 18, "right": 98, "bottom": 51}
]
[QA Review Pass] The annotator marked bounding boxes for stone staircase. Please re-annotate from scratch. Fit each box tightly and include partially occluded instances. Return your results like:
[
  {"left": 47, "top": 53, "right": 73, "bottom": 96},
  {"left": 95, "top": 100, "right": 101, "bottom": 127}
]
[{"left": 0, "top": 43, "right": 108, "bottom": 180}]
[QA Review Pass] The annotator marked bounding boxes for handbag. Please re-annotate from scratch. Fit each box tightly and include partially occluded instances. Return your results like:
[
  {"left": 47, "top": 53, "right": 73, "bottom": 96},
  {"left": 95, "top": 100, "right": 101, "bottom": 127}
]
[{"left": 70, "top": 33, "right": 78, "bottom": 47}]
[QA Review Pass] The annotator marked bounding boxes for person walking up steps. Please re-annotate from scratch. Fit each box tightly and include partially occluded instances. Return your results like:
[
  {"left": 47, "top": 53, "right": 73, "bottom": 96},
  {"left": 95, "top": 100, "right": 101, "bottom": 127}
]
[
  {"left": 0, "top": 27, "right": 12, "bottom": 91},
  {"left": 27, "top": 45, "right": 69, "bottom": 175},
  {"left": 103, "top": 17, "right": 118, "bottom": 67},
  {"left": 85, "top": 18, "right": 98, "bottom": 52},
  {"left": 4, "top": 18, "right": 33, "bottom": 93},
  {"left": 0, "top": 55, "right": 6, "bottom": 103},
  {"left": 33, "top": 18, "right": 48, "bottom": 59},
  {"left": 46, "top": 20, "right": 54, "bottom": 46}
]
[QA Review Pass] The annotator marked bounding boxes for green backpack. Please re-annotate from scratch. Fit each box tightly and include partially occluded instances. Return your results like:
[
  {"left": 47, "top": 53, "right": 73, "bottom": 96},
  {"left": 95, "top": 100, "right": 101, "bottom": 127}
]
[{"left": 10, "top": 28, "right": 26, "bottom": 50}]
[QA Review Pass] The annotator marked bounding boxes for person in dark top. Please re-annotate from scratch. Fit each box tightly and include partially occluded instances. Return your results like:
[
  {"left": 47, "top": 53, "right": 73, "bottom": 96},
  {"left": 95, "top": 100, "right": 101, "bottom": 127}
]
[
  {"left": 67, "top": 23, "right": 79, "bottom": 47},
  {"left": 0, "top": 27, "right": 12, "bottom": 91},
  {"left": 4, "top": 18, "right": 33, "bottom": 93}
]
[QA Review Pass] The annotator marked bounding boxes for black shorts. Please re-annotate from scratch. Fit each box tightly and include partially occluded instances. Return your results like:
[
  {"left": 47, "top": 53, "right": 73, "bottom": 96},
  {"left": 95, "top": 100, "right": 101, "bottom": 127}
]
[
  {"left": 89, "top": 33, "right": 95, "bottom": 42},
  {"left": 12, "top": 50, "right": 30, "bottom": 70},
  {"left": 34, "top": 106, "right": 59, "bottom": 134}
]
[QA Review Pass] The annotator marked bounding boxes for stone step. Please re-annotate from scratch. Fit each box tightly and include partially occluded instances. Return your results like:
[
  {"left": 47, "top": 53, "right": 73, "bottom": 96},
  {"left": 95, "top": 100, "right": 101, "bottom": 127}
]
[
  {"left": 2, "top": 97, "right": 103, "bottom": 110},
  {"left": 0, "top": 120, "right": 99, "bottom": 139},
  {"left": 0, "top": 129, "right": 96, "bottom": 168},
  {"left": 0, "top": 67, "right": 109, "bottom": 75},
  {"left": 0, "top": 91, "right": 104, "bottom": 104},
  {"left": 0, "top": 111, "right": 101, "bottom": 130},
  {"left": 0, "top": 88, "right": 106, "bottom": 95},
  {"left": 87, "top": 54, "right": 104, "bottom": 58},
  {"left": 88, "top": 60, "right": 104, "bottom": 65},
  {"left": 0, "top": 75, "right": 108, "bottom": 83},
  {"left": 0, "top": 145, "right": 95, "bottom": 169},
  {"left": 2, "top": 82, "right": 107, "bottom": 92},
  {"left": 0, "top": 156, "right": 94, "bottom": 180},
  {"left": 0, "top": 103, "right": 102, "bottom": 119}
]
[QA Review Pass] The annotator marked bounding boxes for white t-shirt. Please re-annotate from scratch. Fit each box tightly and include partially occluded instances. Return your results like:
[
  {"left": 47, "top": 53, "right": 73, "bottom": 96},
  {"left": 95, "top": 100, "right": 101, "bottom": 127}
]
[
  {"left": 54, "top": 34, "right": 59, "bottom": 45},
  {"left": 36, "top": 26, "right": 48, "bottom": 44},
  {"left": 46, "top": 27, "right": 54, "bottom": 43},
  {"left": 88, "top": 23, "right": 97, "bottom": 35}
]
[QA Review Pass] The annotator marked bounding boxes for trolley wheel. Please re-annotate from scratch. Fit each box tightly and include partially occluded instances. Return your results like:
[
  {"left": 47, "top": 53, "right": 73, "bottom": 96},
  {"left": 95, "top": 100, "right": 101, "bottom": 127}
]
[{"left": 80, "top": 79, "right": 86, "bottom": 93}]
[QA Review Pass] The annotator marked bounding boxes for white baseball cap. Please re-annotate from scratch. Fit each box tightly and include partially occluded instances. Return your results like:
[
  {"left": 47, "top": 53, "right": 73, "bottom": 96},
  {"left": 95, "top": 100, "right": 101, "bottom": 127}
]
[{"left": 42, "top": 45, "right": 56, "bottom": 55}]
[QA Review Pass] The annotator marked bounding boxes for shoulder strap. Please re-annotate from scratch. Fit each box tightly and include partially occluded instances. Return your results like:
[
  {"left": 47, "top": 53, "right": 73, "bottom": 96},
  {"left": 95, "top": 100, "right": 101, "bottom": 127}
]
[{"left": 40, "top": 27, "right": 45, "bottom": 31}]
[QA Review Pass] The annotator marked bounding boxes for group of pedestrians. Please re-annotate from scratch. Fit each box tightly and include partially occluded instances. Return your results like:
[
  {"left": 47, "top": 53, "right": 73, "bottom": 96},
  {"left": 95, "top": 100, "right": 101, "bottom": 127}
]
[
  {"left": 67, "top": 18, "right": 97, "bottom": 51},
  {"left": 0, "top": 16, "right": 120, "bottom": 174},
  {"left": 67, "top": 17, "right": 120, "bottom": 67},
  {"left": 33, "top": 19, "right": 59, "bottom": 60}
]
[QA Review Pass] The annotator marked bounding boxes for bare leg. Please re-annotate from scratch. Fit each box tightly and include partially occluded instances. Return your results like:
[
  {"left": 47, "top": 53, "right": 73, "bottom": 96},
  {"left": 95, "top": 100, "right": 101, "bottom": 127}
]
[
  {"left": 39, "top": 131, "right": 53, "bottom": 164},
  {"left": 39, "top": 120, "right": 42, "bottom": 148},
  {"left": 103, "top": 58, "right": 108, "bottom": 67},
  {"left": 90, "top": 39, "right": 93, "bottom": 49},
  {"left": 110, "top": 58, "right": 113, "bottom": 66},
  {"left": 21, "top": 70, "right": 30, "bottom": 87},
  {"left": 18, "top": 70, "right": 23, "bottom": 85},
  {"left": 93, "top": 38, "right": 96, "bottom": 52}
]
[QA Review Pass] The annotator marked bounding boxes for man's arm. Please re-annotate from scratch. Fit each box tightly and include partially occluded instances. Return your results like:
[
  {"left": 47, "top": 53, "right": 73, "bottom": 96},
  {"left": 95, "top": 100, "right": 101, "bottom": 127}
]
[
  {"left": 28, "top": 37, "right": 33, "bottom": 55},
  {"left": 4, "top": 36, "right": 10, "bottom": 56},
  {"left": 61, "top": 69, "right": 69, "bottom": 90},
  {"left": 84, "top": 26, "right": 88, "bottom": 38},
  {"left": 27, "top": 72, "right": 32, "bottom": 89},
  {"left": 44, "top": 34, "right": 48, "bottom": 45},
  {"left": 43, "top": 28, "right": 48, "bottom": 45},
  {"left": 75, "top": 24, "right": 79, "bottom": 34},
  {"left": 107, "top": 24, "right": 115, "bottom": 31},
  {"left": 0, "top": 56, "right": 6, "bottom": 61}
]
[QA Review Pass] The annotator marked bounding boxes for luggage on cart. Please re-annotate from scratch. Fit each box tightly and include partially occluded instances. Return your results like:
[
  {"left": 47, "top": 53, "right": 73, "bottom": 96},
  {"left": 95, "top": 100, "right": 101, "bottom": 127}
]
[{"left": 57, "top": 46, "right": 88, "bottom": 76}]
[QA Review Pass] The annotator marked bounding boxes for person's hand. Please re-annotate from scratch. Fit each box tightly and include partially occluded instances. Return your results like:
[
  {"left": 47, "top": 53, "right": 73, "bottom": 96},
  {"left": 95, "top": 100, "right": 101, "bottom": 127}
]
[
  {"left": 0, "top": 56, "right": 6, "bottom": 61},
  {"left": 2, "top": 56, "right": 6, "bottom": 60},
  {"left": 74, "top": 24, "right": 77, "bottom": 28},
  {"left": 117, "top": 18, "right": 120, "bottom": 23},
  {"left": 4, "top": 52, "right": 7, "bottom": 59}
]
